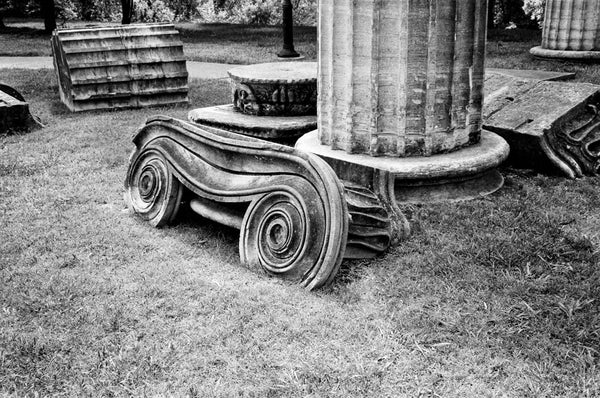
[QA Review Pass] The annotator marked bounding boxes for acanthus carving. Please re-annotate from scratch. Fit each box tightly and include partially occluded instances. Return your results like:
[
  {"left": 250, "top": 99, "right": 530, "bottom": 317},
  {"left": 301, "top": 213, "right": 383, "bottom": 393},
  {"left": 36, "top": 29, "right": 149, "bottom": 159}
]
[
  {"left": 343, "top": 183, "right": 393, "bottom": 259},
  {"left": 545, "top": 104, "right": 600, "bottom": 177},
  {"left": 232, "top": 80, "right": 317, "bottom": 117}
]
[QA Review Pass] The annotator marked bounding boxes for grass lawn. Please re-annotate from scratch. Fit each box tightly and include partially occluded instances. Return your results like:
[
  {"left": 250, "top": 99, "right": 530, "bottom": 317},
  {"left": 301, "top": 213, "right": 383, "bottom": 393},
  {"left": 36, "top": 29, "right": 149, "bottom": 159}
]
[{"left": 0, "top": 22, "right": 599, "bottom": 397}]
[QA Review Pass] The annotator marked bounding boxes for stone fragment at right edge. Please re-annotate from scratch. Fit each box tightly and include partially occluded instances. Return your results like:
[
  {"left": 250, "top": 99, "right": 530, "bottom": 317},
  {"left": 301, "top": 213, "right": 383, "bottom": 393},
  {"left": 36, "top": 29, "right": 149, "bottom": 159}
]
[{"left": 483, "top": 74, "right": 600, "bottom": 178}]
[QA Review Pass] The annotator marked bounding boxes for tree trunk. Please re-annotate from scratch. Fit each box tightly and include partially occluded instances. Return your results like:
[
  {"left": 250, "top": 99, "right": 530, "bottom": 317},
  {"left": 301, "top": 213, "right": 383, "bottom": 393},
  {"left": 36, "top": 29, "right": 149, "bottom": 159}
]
[
  {"left": 121, "top": 0, "right": 133, "bottom": 24},
  {"left": 40, "top": 0, "right": 56, "bottom": 33}
]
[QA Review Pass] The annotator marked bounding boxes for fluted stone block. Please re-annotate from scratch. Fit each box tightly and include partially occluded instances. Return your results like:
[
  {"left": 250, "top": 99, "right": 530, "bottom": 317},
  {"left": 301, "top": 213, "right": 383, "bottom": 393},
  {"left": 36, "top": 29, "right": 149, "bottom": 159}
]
[
  {"left": 51, "top": 23, "right": 189, "bottom": 112},
  {"left": 318, "top": 0, "right": 487, "bottom": 157},
  {"left": 531, "top": 0, "right": 600, "bottom": 59}
]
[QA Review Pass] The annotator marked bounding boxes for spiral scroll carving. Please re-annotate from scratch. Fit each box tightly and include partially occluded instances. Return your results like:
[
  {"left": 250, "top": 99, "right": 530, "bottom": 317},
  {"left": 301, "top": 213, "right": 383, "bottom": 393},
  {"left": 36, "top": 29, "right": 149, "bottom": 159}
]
[
  {"left": 546, "top": 104, "right": 600, "bottom": 177},
  {"left": 125, "top": 149, "right": 184, "bottom": 227},
  {"left": 240, "top": 192, "right": 309, "bottom": 276},
  {"left": 124, "top": 116, "right": 348, "bottom": 290}
]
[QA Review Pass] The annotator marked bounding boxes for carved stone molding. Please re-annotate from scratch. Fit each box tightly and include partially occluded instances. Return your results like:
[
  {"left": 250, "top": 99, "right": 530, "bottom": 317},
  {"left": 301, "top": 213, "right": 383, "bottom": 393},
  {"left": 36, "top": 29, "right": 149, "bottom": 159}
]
[
  {"left": 545, "top": 104, "right": 600, "bottom": 176},
  {"left": 125, "top": 116, "right": 351, "bottom": 290},
  {"left": 228, "top": 62, "right": 317, "bottom": 117},
  {"left": 483, "top": 74, "right": 600, "bottom": 178}
]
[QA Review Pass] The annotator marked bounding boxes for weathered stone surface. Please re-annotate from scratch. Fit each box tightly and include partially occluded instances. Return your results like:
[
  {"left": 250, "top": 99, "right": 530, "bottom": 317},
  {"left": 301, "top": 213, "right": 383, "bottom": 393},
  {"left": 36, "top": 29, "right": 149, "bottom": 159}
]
[
  {"left": 187, "top": 104, "right": 316, "bottom": 144},
  {"left": 304, "top": 0, "right": 508, "bottom": 207},
  {"left": 125, "top": 116, "right": 351, "bottom": 290},
  {"left": 484, "top": 74, "right": 600, "bottom": 177},
  {"left": 51, "top": 23, "right": 188, "bottom": 112},
  {"left": 228, "top": 62, "right": 316, "bottom": 116},
  {"left": 531, "top": 0, "right": 600, "bottom": 60},
  {"left": 318, "top": 0, "right": 488, "bottom": 157},
  {"left": 0, "top": 83, "right": 43, "bottom": 134},
  {"left": 297, "top": 130, "right": 509, "bottom": 204},
  {"left": 531, "top": 46, "right": 600, "bottom": 60},
  {"left": 486, "top": 68, "right": 575, "bottom": 82}
]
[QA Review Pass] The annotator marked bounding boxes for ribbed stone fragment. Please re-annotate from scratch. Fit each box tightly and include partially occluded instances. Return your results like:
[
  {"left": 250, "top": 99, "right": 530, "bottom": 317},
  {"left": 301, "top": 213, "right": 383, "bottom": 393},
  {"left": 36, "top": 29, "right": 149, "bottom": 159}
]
[
  {"left": 318, "top": 0, "right": 487, "bottom": 157},
  {"left": 51, "top": 23, "right": 189, "bottom": 112}
]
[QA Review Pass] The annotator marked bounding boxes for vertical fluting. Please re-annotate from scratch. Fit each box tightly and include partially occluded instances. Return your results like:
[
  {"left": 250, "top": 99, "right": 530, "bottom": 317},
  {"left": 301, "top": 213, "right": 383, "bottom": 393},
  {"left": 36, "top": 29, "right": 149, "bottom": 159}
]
[
  {"left": 541, "top": 0, "right": 600, "bottom": 51},
  {"left": 317, "top": 0, "right": 333, "bottom": 145},
  {"left": 330, "top": 0, "right": 353, "bottom": 151},
  {"left": 318, "top": 0, "right": 486, "bottom": 157},
  {"left": 469, "top": 0, "right": 488, "bottom": 145}
]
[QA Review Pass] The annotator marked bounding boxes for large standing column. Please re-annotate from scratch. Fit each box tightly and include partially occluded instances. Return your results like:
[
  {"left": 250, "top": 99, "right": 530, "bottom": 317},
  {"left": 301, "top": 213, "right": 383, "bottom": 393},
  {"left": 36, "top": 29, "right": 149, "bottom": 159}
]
[
  {"left": 531, "top": 0, "right": 600, "bottom": 60},
  {"left": 297, "top": 0, "right": 509, "bottom": 206}
]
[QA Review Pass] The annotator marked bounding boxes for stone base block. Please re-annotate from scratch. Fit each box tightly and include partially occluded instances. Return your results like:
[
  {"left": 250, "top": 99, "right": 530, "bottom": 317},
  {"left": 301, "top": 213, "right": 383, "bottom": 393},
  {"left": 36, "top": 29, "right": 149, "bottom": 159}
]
[
  {"left": 296, "top": 130, "right": 509, "bottom": 204},
  {"left": 530, "top": 46, "right": 600, "bottom": 61},
  {"left": 188, "top": 104, "right": 316, "bottom": 145}
]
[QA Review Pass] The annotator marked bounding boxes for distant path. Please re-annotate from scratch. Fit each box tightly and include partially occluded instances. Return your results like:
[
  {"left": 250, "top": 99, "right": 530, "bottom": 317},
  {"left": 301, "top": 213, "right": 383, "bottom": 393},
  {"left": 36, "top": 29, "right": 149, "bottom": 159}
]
[
  {"left": 0, "top": 57, "right": 576, "bottom": 82},
  {"left": 0, "top": 56, "right": 235, "bottom": 79}
]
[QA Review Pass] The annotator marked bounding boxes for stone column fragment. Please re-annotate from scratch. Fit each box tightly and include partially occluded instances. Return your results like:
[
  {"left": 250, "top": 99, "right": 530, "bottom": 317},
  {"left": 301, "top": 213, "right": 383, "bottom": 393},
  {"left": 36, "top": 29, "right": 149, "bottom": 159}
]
[
  {"left": 318, "top": 0, "right": 488, "bottom": 157},
  {"left": 298, "top": 0, "right": 509, "bottom": 206},
  {"left": 531, "top": 0, "right": 600, "bottom": 59}
]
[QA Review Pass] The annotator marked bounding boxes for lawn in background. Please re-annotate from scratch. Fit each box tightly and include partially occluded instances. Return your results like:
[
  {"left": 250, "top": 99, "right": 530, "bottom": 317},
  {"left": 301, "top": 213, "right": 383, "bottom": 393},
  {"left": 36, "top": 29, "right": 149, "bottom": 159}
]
[
  {"left": 3, "top": 19, "right": 600, "bottom": 83},
  {"left": 0, "top": 22, "right": 599, "bottom": 397},
  {"left": 0, "top": 19, "right": 317, "bottom": 64}
]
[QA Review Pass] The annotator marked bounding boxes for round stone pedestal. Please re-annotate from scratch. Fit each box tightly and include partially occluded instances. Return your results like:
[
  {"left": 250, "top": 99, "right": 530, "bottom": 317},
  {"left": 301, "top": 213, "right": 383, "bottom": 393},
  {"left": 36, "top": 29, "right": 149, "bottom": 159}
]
[
  {"left": 228, "top": 62, "right": 317, "bottom": 116},
  {"left": 296, "top": 130, "right": 510, "bottom": 203},
  {"left": 530, "top": 46, "right": 600, "bottom": 60},
  {"left": 188, "top": 104, "right": 316, "bottom": 145}
]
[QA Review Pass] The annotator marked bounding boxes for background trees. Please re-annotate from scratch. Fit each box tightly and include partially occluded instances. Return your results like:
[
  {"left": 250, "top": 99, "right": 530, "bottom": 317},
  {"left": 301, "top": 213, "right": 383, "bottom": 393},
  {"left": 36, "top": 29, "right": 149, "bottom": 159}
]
[{"left": 0, "top": 0, "right": 545, "bottom": 29}]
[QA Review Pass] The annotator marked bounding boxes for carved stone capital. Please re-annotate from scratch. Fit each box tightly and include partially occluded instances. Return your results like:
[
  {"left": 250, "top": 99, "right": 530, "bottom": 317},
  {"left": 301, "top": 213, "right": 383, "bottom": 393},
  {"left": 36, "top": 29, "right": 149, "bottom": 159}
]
[
  {"left": 483, "top": 74, "right": 600, "bottom": 178},
  {"left": 125, "top": 117, "right": 350, "bottom": 290},
  {"left": 545, "top": 104, "right": 600, "bottom": 176}
]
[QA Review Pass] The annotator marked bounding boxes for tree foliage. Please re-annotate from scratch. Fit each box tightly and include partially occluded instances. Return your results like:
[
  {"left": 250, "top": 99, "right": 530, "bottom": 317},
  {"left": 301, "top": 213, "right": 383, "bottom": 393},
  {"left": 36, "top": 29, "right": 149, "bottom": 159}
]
[{"left": 0, "top": 0, "right": 545, "bottom": 29}]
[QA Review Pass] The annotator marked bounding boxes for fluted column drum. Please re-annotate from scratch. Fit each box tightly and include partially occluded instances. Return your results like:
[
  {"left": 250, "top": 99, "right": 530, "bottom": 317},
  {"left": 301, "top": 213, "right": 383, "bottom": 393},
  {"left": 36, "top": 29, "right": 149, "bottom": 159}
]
[
  {"left": 317, "top": 0, "right": 488, "bottom": 157},
  {"left": 541, "top": 0, "right": 600, "bottom": 51}
]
